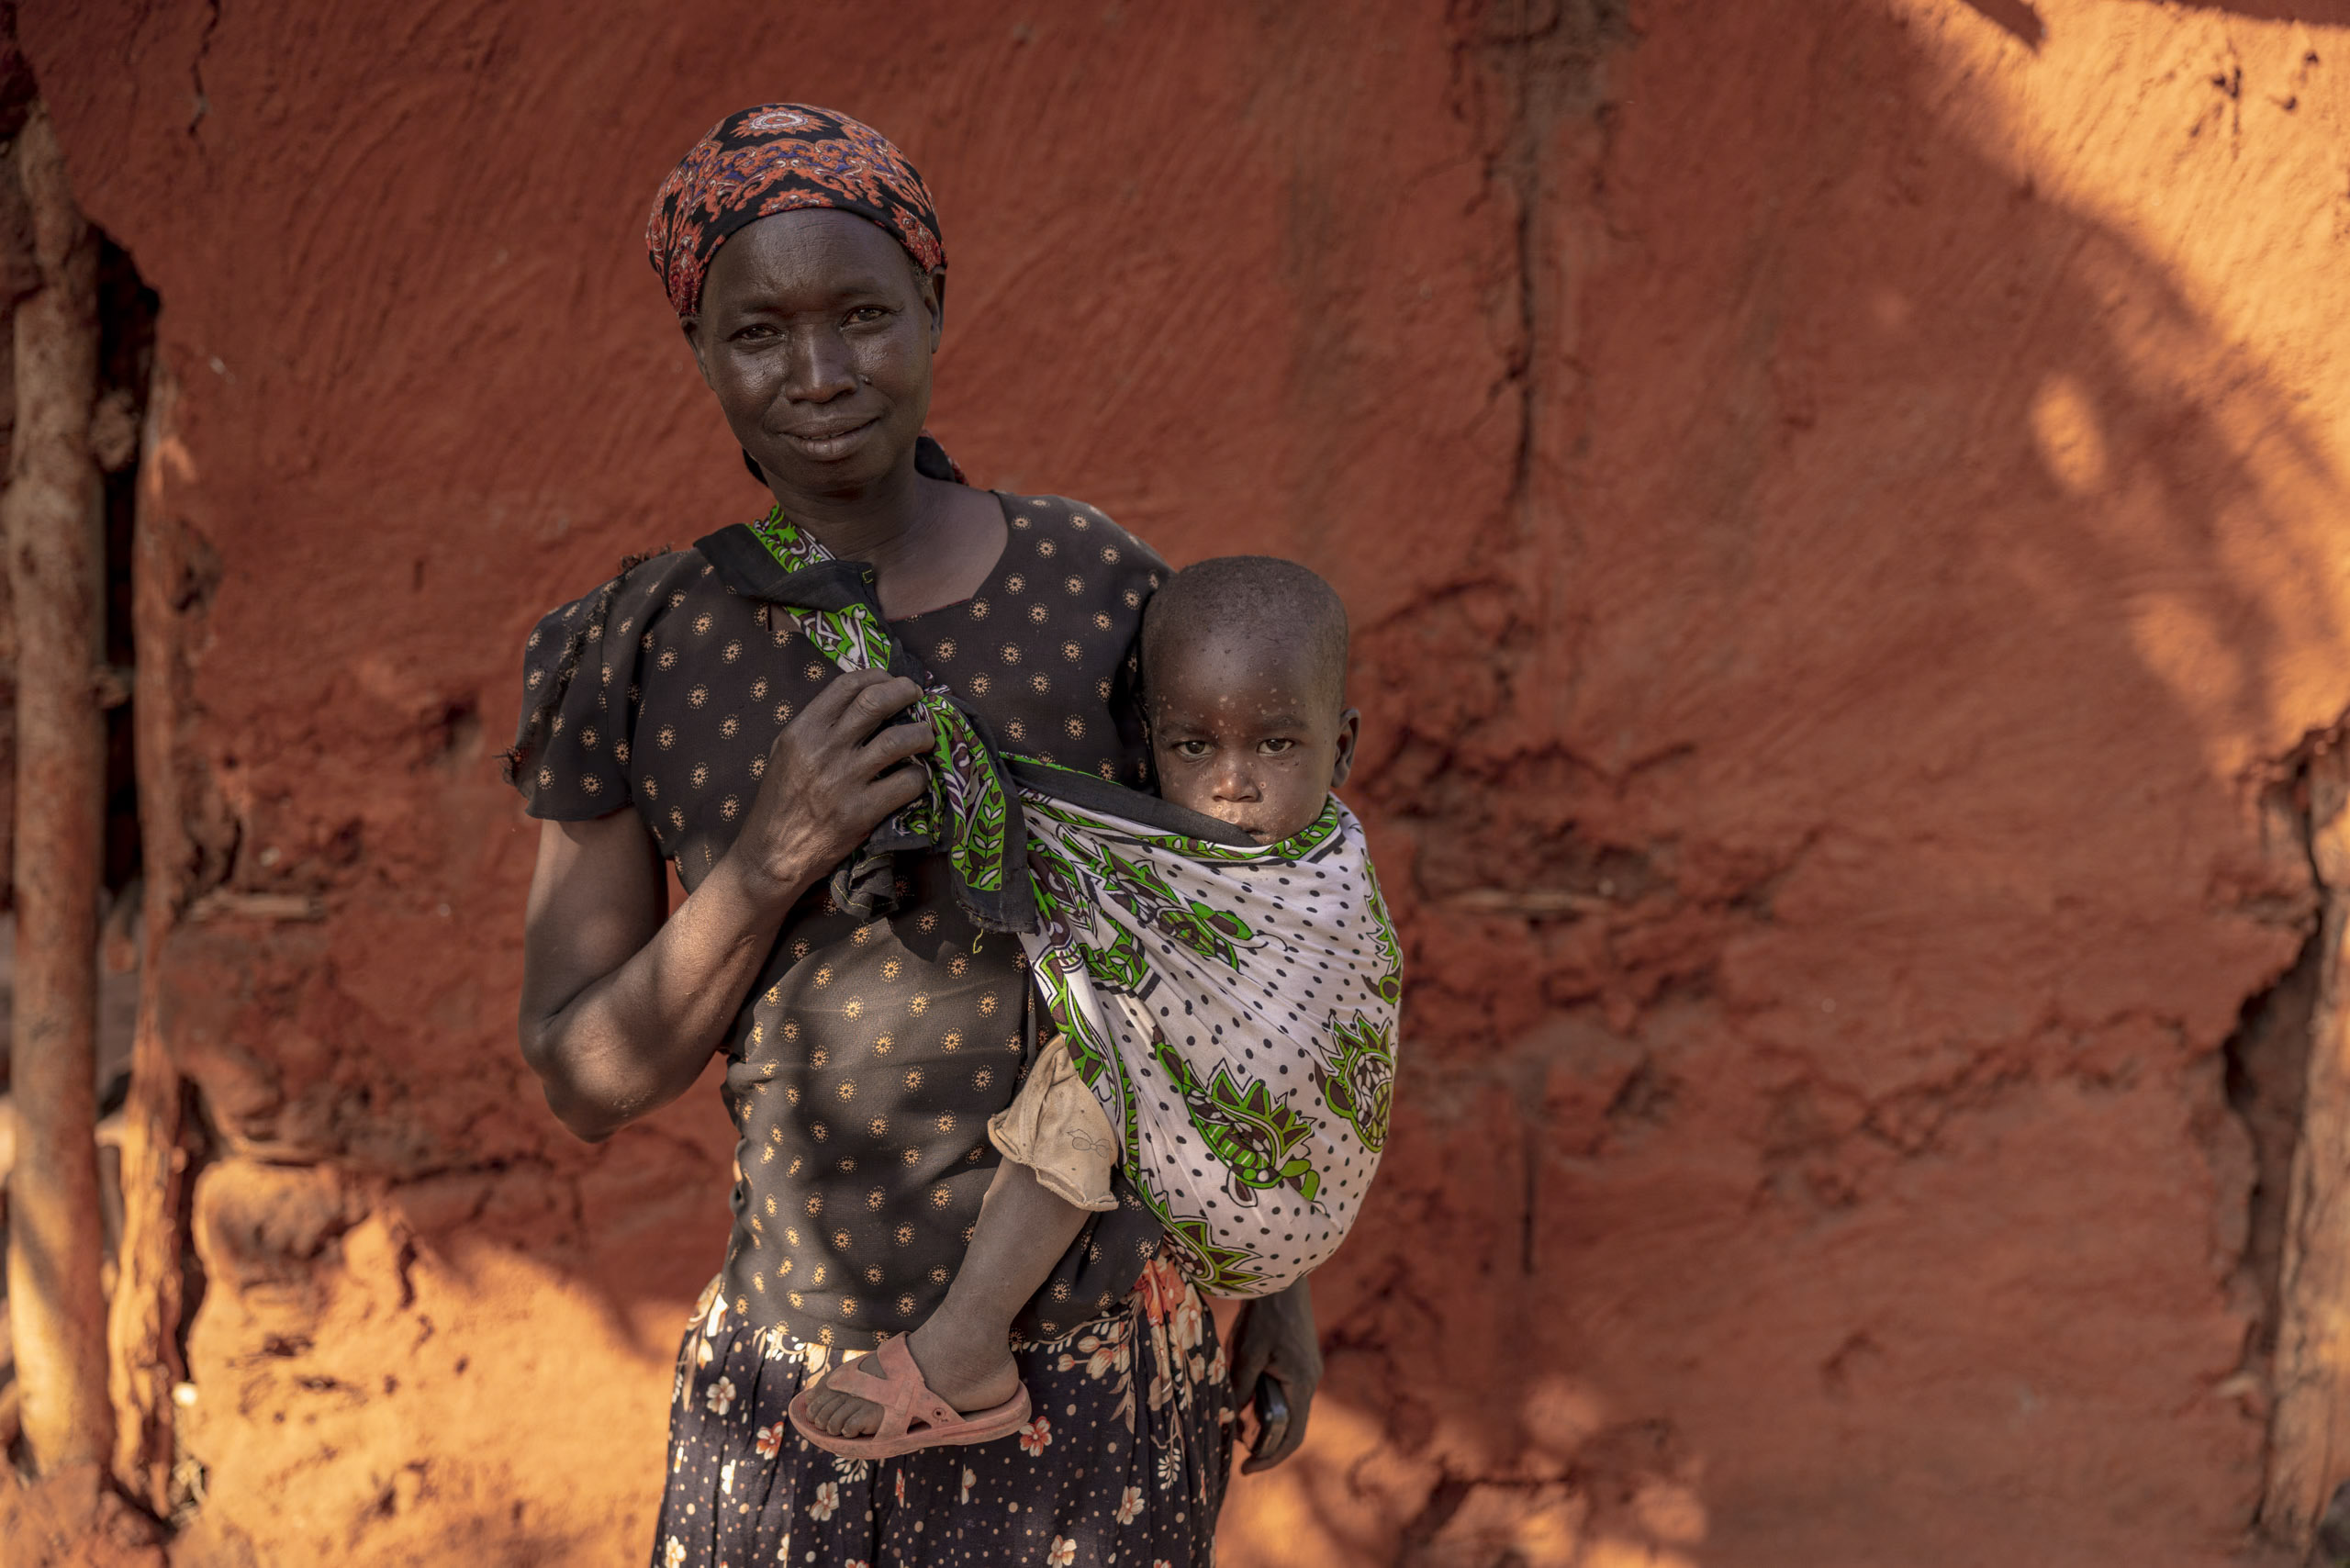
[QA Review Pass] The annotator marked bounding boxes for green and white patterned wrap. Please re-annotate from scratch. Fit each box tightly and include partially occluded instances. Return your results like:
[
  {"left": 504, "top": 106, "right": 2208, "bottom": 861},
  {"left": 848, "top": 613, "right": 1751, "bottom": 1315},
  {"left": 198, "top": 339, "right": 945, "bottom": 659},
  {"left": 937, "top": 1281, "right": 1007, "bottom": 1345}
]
[
  {"left": 1018, "top": 776, "right": 1399, "bottom": 1296},
  {"left": 744, "top": 510, "right": 1401, "bottom": 1297}
]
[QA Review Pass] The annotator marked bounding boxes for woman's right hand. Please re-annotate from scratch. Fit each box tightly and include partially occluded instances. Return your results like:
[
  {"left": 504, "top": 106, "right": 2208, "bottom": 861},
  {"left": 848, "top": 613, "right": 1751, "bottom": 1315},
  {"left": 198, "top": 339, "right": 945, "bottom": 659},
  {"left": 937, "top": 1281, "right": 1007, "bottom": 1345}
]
[{"left": 732, "top": 668, "right": 935, "bottom": 901}]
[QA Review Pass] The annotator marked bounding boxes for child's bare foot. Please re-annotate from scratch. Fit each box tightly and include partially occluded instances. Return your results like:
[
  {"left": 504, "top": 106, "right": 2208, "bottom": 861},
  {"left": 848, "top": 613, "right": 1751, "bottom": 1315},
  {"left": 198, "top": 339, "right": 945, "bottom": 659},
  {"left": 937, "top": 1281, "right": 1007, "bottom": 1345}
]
[{"left": 802, "top": 1312, "right": 1021, "bottom": 1439}]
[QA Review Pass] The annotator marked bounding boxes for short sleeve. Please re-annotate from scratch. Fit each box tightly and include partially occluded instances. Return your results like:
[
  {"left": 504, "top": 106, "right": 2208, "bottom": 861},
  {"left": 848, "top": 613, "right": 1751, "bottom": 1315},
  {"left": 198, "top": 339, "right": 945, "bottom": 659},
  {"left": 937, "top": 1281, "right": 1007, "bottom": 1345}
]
[{"left": 503, "top": 569, "right": 650, "bottom": 821}]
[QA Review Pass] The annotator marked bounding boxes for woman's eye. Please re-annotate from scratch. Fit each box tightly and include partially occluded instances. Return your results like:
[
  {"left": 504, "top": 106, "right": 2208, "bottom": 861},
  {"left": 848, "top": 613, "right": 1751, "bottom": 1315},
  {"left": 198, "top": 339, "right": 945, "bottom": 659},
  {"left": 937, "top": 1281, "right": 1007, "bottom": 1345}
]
[{"left": 846, "top": 306, "right": 889, "bottom": 324}]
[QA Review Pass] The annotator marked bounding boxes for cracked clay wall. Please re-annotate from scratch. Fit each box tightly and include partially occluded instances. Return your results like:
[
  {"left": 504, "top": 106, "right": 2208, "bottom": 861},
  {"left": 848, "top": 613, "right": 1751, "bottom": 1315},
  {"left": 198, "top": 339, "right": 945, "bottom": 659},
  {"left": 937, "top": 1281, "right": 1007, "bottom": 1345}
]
[{"left": 15, "top": 0, "right": 2350, "bottom": 1562}]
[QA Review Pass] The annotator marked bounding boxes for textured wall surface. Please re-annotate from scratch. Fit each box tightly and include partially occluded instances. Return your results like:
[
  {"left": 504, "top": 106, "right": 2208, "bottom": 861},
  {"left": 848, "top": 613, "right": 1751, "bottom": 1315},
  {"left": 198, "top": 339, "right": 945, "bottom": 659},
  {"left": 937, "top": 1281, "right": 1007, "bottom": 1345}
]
[{"left": 11, "top": 0, "right": 2350, "bottom": 1562}]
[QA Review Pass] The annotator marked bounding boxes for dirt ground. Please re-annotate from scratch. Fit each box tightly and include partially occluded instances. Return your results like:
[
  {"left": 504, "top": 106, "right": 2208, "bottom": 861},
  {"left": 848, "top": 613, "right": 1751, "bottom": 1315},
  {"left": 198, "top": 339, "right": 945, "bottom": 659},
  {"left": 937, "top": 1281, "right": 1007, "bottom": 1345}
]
[{"left": 10, "top": 0, "right": 2350, "bottom": 1562}]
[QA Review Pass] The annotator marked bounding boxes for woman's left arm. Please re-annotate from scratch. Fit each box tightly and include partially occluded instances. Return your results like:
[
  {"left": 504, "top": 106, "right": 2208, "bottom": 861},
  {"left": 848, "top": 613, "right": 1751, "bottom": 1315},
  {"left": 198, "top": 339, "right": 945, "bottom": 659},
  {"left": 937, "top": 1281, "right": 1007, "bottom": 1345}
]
[{"left": 1229, "top": 1274, "right": 1323, "bottom": 1472}]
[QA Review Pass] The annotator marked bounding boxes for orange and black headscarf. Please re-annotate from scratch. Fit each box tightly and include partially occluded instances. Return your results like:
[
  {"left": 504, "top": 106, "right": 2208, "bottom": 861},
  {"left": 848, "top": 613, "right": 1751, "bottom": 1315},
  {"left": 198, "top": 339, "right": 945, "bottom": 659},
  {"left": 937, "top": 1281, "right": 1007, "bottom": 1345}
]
[{"left": 646, "top": 104, "right": 946, "bottom": 319}]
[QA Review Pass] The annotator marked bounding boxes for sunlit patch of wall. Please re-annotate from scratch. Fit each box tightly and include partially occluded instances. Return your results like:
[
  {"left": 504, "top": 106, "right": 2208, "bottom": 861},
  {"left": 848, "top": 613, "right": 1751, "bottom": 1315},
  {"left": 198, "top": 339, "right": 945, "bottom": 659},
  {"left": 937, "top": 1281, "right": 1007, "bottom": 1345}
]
[{"left": 1896, "top": 0, "right": 2350, "bottom": 767}]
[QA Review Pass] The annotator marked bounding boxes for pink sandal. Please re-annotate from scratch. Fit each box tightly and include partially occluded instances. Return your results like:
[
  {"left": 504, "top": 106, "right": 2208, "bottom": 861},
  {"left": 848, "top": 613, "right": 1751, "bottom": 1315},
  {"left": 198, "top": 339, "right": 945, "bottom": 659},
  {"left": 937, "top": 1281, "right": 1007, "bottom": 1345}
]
[{"left": 786, "top": 1336, "right": 1032, "bottom": 1460}]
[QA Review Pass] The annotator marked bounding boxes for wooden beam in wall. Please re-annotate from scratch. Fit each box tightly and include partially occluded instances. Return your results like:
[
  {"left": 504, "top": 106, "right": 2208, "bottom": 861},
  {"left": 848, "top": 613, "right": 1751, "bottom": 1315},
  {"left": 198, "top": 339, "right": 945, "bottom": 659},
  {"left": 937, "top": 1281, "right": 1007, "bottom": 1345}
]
[
  {"left": 2267, "top": 744, "right": 2350, "bottom": 1550},
  {"left": 106, "top": 363, "right": 186, "bottom": 1511},
  {"left": 1, "top": 99, "right": 111, "bottom": 1476}
]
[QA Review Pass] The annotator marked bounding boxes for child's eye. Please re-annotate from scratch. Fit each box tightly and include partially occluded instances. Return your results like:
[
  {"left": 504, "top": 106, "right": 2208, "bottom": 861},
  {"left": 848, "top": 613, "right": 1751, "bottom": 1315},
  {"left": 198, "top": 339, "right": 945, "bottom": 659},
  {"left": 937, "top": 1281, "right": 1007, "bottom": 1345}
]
[
  {"left": 1171, "top": 740, "right": 1212, "bottom": 758},
  {"left": 1258, "top": 738, "right": 1297, "bottom": 755}
]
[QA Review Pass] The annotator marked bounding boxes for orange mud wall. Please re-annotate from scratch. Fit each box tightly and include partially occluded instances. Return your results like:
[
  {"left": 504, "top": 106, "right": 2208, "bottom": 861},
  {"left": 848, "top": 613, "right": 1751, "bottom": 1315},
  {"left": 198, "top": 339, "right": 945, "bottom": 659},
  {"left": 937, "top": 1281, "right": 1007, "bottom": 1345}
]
[{"left": 15, "top": 0, "right": 2350, "bottom": 1562}]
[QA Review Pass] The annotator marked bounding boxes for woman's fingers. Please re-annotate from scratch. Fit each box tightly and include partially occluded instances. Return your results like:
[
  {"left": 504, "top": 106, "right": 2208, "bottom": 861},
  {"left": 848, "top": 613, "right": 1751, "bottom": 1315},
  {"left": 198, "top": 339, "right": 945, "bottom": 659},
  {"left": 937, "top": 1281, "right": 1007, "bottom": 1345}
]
[
  {"left": 830, "top": 670, "right": 924, "bottom": 737},
  {"left": 1243, "top": 1376, "right": 1311, "bottom": 1471},
  {"left": 844, "top": 717, "right": 934, "bottom": 822},
  {"left": 856, "top": 715, "right": 937, "bottom": 772},
  {"left": 1246, "top": 1411, "right": 1288, "bottom": 1471},
  {"left": 740, "top": 670, "right": 934, "bottom": 876},
  {"left": 862, "top": 751, "right": 932, "bottom": 815},
  {"left": 1231, "top": 1280, "right": 1318, "bottom": 1472},
  {"left": 800, "top": 666, "right": 914, "bottom": 724},
  {"left": 765, "top": 675, "right": 926, "bottom": 782},
  {"left": 1229, "top": 1311, "right": 1270, "bottom": 1406}
]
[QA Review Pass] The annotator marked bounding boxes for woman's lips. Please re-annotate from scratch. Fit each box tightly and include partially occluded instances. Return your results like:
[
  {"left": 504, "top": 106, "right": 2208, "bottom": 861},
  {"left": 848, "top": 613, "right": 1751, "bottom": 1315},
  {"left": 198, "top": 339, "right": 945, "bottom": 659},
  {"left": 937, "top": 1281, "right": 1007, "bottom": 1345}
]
[{"left": 778, "top": 416, "right": 879, "bottom": 462}]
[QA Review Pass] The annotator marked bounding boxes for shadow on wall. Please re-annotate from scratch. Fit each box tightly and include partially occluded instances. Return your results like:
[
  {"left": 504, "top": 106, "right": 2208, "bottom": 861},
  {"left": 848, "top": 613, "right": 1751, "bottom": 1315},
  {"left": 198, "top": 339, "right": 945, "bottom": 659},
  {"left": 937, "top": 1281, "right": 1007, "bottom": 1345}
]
[
  {"left": 1965, "top": 0, "right": 2350, "bottom": 48},
  {"left": 1220, "top": 2, "right": 2347, "bottom": 1566},
  {"left": 2161, "top": 0, "right": 2350, "bottom": 19},
  {"left": 1961, "top": 0, "right": 2050, "bottom": 49}
]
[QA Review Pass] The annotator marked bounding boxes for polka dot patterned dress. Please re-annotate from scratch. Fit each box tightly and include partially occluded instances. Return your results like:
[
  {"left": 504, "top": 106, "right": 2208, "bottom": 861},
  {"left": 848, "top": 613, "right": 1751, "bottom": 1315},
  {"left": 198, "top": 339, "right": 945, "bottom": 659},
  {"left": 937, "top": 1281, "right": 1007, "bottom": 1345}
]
[{"left": 509, "top": 493, "right": 1234, "bottom": 1565}]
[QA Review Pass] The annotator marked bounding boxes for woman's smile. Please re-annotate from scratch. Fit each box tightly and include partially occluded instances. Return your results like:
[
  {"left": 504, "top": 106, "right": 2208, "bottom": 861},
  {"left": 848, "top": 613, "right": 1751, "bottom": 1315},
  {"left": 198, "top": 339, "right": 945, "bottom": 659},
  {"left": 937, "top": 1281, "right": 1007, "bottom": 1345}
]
[
  {"left": 688, "top": 208, "right": 945, "bottom": 499},
  {"left": 778, "top": 414, "right": 881, "bottom": 461}
]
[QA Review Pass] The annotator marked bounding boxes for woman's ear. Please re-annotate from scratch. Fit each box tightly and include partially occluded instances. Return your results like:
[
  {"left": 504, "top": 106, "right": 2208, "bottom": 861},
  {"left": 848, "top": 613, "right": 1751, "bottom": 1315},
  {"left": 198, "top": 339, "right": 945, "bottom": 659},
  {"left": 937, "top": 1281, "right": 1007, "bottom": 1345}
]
[
  {"left": 924, "top": 268, "right": 946, "bottom": 351},
  {"left": 1328, "top": 708, "right": 1361, "bottom": 789},
  {"left": 681, "top": 317, "right": 716, "bottom": 389}
]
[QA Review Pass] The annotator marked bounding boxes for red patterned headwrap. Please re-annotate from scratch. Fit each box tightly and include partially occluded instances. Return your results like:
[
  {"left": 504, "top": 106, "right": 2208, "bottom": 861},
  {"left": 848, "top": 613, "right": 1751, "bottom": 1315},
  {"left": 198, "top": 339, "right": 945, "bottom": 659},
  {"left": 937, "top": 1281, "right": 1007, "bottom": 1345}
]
[{"left": 646, "top": 104, "right": 946, "bottom": 319}]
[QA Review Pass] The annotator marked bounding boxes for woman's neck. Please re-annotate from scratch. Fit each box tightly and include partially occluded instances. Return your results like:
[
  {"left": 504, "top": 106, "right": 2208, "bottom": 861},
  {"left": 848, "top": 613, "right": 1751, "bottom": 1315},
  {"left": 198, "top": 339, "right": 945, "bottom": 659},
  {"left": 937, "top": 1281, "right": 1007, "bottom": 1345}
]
[
  {"left": 772, "top": 458, "right": 934, "bottom": 570},
  {"left": 769, "top": 463, "right": 1003, "bottom": 620}
]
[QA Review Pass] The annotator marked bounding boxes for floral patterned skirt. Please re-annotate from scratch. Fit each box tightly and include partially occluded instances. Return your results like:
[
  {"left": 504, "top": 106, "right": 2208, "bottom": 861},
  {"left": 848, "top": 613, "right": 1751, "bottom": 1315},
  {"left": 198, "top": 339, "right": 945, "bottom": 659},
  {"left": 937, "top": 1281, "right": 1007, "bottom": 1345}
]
[{"left": 652, "top": 1255, "right": 1235, "bottom": 1567}]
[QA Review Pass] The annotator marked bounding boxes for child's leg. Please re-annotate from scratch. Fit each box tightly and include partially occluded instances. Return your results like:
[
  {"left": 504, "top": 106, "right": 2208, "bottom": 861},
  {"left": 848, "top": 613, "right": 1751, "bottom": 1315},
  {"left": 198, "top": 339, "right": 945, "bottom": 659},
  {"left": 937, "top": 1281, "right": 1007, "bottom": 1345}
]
[{"left": 801, "top": 1157, "right": 1088, "bottom": 1437}]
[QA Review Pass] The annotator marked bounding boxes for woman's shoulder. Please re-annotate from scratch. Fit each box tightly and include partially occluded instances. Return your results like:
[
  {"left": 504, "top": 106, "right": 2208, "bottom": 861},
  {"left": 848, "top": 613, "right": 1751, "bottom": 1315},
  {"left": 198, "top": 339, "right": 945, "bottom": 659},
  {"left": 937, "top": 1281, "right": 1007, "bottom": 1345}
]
[
  {"left": 992, "top": 491, "right": 1168, "bottom": 577},
  {"left": 990, "top": 492, "right": 1169, "bottom": 633},
  {"left": 505, "top": 545, "right": 729, "bottom": 810},
  {"left": 523, "top": 546, "right": 717, "bottom": 651}
]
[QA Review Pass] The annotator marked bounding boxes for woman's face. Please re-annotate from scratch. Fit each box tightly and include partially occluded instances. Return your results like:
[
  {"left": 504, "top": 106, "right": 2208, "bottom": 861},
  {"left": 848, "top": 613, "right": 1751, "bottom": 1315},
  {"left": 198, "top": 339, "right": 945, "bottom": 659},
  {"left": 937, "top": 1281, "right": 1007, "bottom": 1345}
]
[{"left": 686, "top": 208, "right": 942, "bottom": 499}]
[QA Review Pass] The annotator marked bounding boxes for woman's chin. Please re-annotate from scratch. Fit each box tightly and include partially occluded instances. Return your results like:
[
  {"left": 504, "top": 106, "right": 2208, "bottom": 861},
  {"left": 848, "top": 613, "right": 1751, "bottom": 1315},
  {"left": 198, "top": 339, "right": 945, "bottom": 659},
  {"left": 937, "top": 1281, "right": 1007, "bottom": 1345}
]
[{"left": 760, "top": 439, "right": 905, "bottom": 498}]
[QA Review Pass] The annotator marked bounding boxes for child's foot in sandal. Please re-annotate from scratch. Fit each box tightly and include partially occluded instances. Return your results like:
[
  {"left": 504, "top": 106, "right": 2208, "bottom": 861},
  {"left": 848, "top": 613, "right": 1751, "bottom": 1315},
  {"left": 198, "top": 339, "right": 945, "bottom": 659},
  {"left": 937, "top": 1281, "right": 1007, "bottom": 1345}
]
[
  {"left": 785, "top": 1333, "right": 1029, "bottom": 1459},
  {"left": 802, "top": 1314, "right": 1019, "bottom": 1439}
]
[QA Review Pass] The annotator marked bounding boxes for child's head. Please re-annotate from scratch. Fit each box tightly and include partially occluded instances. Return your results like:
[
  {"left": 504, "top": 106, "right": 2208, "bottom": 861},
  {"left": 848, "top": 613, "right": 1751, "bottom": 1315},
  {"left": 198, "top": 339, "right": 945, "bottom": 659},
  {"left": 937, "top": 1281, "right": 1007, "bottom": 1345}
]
[{"left": 1139, "top": 557, "right": 1360, "bottom": 845}]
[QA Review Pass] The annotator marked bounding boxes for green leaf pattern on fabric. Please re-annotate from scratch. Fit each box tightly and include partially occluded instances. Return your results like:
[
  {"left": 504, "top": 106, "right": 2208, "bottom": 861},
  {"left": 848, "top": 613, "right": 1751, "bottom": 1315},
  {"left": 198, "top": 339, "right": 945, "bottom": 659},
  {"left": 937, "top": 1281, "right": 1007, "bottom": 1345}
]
[
  {"left": 1312, "top": 1013, "right": 1396, "bottom": 1156},
  {"left": 745, "top": 512, "right": 1403, "bottom": 1298},
  {"left": 1017, "top": 786, "right": 1402, "bottom": 1297}
]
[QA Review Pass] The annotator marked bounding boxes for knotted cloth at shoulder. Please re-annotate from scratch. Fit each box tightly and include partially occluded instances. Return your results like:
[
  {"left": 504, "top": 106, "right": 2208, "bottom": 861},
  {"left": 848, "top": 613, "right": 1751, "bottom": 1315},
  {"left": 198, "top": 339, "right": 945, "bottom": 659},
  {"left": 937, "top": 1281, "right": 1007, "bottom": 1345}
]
[{"left": 732, "top": 509, "right": 1033, "bottom": 935}]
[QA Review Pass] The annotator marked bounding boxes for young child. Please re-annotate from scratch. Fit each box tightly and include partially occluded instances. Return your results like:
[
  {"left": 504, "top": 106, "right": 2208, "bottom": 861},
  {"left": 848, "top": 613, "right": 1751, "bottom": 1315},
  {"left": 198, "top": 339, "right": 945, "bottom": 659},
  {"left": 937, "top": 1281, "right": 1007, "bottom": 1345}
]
[{"left": 790, "top": 556, "right": 1382, "bottom": 1456}]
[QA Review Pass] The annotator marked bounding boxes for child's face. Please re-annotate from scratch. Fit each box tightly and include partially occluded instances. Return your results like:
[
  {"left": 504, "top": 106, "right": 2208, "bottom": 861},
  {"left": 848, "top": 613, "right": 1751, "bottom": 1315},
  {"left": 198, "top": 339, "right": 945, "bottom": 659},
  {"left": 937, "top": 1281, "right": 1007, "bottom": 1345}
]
[{"left": 1147, "top": 637, "right": 1360, "bottom": 845}]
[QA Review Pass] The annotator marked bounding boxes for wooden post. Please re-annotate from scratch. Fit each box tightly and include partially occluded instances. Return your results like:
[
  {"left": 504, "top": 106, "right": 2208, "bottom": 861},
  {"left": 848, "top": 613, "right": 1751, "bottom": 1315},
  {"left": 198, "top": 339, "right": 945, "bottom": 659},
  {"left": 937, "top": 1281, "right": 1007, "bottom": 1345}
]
[
  {"left": 3, "top": 100, "right": 111, "bottom": 1475},
  {"left": 107, "top": 364, "right": 185, "bottom": 1509},
  {"left": 2267, "top": 743, "right": 2350, "bottom": 1546}
]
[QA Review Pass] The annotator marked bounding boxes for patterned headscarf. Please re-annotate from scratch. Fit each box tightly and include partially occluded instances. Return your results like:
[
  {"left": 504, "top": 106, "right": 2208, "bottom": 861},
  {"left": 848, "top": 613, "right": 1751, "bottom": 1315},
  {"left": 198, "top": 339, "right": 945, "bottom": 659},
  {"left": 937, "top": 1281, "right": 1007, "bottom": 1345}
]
[{"left": 646, "top": 104, "right": 946, "bottom": 319}]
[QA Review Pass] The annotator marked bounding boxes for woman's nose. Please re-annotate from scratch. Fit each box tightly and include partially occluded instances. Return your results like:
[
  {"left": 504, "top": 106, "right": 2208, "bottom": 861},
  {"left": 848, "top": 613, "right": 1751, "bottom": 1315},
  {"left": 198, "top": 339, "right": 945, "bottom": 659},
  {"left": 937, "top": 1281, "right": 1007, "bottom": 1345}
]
[{"left": 781, "top": 327, "right": 858, "bottom": 402}]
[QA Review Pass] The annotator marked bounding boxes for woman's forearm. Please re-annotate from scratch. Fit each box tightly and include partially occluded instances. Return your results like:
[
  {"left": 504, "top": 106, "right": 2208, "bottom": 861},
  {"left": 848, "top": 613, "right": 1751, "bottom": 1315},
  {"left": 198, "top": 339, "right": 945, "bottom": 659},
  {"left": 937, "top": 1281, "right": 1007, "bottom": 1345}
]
[
  {"left": 527, "top": 848, "right": 812, "bottom": 1139},
  {"left": 520, "top": 669, "right": 936, "bottom": 1142}
]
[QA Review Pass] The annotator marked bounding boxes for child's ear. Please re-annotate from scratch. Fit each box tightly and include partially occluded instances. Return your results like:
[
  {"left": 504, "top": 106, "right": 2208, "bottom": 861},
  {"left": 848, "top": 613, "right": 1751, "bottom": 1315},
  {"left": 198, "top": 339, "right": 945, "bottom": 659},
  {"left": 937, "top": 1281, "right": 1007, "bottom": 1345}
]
[{"left": 1328, "top": 708, "right": 1361, "bottom": 789}]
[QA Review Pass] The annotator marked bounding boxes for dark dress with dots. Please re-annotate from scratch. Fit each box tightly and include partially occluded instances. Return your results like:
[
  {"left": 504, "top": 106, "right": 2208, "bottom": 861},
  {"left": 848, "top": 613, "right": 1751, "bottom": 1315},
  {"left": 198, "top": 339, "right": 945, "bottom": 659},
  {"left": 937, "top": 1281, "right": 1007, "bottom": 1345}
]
[{"left": 509, "top": 493, "right": 1234, "bottom": 1567}]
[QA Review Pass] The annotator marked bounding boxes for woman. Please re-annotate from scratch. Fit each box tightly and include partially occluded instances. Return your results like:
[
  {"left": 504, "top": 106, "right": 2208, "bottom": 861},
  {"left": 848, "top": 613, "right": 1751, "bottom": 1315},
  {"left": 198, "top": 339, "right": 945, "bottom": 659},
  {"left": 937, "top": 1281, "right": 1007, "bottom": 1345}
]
[{"left": 508, "top": 106, "right": 1321, "bottom": 1566}]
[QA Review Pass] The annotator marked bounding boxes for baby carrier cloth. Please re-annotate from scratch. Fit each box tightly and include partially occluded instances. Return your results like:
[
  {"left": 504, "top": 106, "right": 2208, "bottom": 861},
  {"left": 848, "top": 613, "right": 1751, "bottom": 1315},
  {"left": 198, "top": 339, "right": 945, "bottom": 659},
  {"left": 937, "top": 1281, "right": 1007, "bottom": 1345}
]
[{"left": 724, "top": 508, "right": 1402, "bottom": 1297}]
